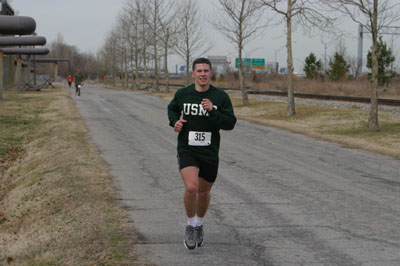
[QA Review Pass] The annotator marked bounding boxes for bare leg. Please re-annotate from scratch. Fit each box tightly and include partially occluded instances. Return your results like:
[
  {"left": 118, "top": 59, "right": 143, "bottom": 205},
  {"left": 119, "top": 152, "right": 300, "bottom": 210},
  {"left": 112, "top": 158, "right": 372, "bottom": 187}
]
[
  {"left": 197, "top": 177, "right": 213, "bottom": 218},
  {"left": 180, "top": 166, "right": 200, "bottom": 218}
]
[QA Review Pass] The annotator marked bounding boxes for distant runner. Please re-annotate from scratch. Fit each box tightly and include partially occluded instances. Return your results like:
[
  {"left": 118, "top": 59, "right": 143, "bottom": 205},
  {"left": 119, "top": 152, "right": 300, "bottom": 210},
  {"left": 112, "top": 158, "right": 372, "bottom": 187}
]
[
  {"left": 74, "top": 69, "right": 84, "bottom": 96},
  {"left": 168, "top": 58, "right": 236, "bottom": 250},
  {"left": 67, "top": 74, "right": 73, "bottom": 87}
]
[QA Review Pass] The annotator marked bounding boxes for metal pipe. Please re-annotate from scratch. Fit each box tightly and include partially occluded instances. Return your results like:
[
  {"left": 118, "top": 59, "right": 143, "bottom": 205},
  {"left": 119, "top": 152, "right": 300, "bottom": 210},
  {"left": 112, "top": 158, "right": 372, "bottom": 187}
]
[
  {"left": 0, "top": 15, "right": 36, "bottom": 35},
  {"left": 0, "top": 51, "right": 3, "bottom": 100},
  {"left": 32, "top": 58, "right": 71, "bottom": 63},
  {"left": 0, "top": 47, "right": 49, "bottom": 55},
  {"left": 0, "top": 36, "right": 46, "bottom": 46},
  {"left": 33, "top": 54, "right": 36, "bottom": 85}
]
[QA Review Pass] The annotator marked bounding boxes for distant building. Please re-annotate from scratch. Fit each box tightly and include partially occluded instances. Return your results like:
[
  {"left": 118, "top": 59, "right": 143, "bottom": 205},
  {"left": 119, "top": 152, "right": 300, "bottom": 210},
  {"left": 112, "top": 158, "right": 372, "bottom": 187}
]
[
  {"left": 208, "top": 56, "right": 230, "bottom": 74},
  {"left": 265, "top": 62, "right": 279, "bottom": 74}
]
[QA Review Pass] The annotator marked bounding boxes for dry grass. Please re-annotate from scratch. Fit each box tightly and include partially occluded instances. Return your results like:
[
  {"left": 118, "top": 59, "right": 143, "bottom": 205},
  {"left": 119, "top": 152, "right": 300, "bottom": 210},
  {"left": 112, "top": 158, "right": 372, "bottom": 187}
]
[
  {"left": 131, "top": 83, "right": 400, "bottom": 160},
  {"left": 233, "top": 93, "right": 400, "bottom": 160},
  {"left": 0, "top": 87, "right": 138, "bottom": 265},
  {"left": 213, "top": 75, "right": 400, "bottom": 99}
]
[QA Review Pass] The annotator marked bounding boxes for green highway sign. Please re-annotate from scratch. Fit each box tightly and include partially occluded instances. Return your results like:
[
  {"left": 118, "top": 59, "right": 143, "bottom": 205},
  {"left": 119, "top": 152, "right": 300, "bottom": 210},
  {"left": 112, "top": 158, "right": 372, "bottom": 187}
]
[
  {"left": 235, "top": 58, "right": 251, "bottom": 68},
  {"left": 251, "top": 58, "right": 265, "bottom": 68},
  {"left": 235, "top": 58, "right": 265, "bottom": 69}
]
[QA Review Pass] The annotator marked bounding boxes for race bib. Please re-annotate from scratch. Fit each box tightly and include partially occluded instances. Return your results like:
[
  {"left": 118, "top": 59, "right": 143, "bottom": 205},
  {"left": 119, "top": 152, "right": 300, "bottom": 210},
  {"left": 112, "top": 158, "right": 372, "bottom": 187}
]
[{"left": 188, "top": 131, "right": 211, "bottom": 146}]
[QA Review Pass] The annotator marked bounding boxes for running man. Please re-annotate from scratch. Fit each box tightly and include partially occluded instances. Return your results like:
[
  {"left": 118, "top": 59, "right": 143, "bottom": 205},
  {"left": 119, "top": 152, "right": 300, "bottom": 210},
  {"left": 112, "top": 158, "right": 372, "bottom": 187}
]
[
  {"left": 74, "top": 69, "right": 84, "bottom": 96},
  {"left": 168, "top": 58, "right": 236, "bottom": 250}
]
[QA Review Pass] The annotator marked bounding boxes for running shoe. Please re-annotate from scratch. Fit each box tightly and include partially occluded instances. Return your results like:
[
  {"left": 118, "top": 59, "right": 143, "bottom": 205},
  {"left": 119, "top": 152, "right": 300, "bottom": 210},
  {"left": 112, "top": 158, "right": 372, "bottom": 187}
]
[
  {"left": 184, "top": 225, "right": 196, "bottom": 250},
  {"left": 195, "top": 225, "right": 204, "bottom": 247}
]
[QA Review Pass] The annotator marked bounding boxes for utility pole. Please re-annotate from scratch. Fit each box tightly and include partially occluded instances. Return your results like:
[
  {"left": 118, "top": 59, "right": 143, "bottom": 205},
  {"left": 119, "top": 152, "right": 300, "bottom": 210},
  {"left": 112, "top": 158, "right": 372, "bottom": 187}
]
[
  {"left": 357, "top": 23, "right": 400, "bottom": 78},
  {"left": 357, "top": 24, "right": 364, "bottom": 79},
  {"left": 324, "top": 42, "right": 327, "bottom": 73}
]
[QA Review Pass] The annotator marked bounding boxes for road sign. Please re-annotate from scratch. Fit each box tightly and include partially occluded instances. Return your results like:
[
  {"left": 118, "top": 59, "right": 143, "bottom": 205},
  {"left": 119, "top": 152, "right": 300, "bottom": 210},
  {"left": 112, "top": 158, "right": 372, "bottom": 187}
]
[
  {"left": 251, "top": 58, "right": 265, "bottom": 69},
  {"left": 235, "top": 58, "right": 251, "bottom": 68},
  {"left": 208, "top": 56, "right": 228, "bottom": 65},
  {"left": 235, "top": 58, "right": 265, "bottom": 69}
]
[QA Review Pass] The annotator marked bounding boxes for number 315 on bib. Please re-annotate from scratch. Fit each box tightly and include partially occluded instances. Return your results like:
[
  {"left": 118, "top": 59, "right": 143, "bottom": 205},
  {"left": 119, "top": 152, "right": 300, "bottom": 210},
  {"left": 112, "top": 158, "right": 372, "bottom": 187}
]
[{"left": 188, "top": 131, "right": 211, "bottom": 146}]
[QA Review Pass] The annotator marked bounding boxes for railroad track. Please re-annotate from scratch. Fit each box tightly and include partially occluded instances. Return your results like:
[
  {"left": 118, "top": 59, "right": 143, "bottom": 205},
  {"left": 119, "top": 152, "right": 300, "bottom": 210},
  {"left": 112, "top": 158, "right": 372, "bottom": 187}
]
[
  {"left": 247, "top": 90, "right": 400, "bottom": 107},
  {"left": 159, "top": 83, "right": 400, "bottom": 107}
]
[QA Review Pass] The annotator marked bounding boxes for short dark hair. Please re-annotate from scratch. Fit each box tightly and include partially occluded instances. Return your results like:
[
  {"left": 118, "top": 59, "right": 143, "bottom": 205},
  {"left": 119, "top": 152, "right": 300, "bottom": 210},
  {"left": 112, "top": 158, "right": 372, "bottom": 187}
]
[{"left": 192, "top": 58, "right": 212, "bottom": 71}]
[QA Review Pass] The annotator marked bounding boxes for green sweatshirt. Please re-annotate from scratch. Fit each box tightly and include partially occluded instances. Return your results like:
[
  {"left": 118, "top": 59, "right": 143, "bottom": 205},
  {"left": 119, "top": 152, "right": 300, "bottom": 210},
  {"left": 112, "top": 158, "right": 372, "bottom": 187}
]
[
  {"left": 74, "top": 73, "right": 84, "bottom": 85},
  {"left": 168, "top": 84, "right": 236, "bottom": 160}
]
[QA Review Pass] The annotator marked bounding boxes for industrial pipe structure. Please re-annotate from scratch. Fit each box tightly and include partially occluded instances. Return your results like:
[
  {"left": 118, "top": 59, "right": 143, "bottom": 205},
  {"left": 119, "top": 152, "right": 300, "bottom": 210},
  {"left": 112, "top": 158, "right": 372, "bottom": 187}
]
[
  {"left": 1, "top": 0, "right": 14, "bottom": 15},
  {"left": 32, "top": 58, "right": 71, "bottom": 63},
  {"left": 0, "top": 36, "right": 46, "bottom": 46},
  {"left": 0, "top": 48, "right": 49, "bottom": 94},
  {"left": 0, "top": 15, "right": 36, "bottom": 35},
  {"left": 0, "top": 2, "right": 40, "bottom": 99},
  {"left": 0, "top": 47, "right": 49, "bottom": 55},
  {"left": 0, "top": 36, "right": 48, "bottom": 87},
  {"left": 32, "top": 58, "right": 71, "bottom": 82}
]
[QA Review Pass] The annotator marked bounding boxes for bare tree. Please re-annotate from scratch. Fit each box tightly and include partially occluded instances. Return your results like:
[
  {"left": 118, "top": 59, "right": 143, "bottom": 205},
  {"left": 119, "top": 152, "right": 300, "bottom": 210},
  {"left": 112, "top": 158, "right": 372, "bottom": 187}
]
[
  {"left": 119, "top": 5, "right": 135, "bottom": 88},
  {"left": 140, "top": 0, "right": 172, "bottom": 92},
  {"left": 158, "top": 1, "right": 181, "bottom": 93},
  {"left": 101, "top": 30, "right": 119, "bottom": 86},
  {"left": 174, "top": 0, "right": 212, "bottom": 86},
  {"left": 261, "top": 0, "right": 334, "bottom": 116},
  {"left": 114, "top": 21, "right": 129, "bottom": 88},
  {"left": 48, "top": 34, "right": 75, "bottom": 77},
  {"left": 122, "top": 0, "right": 146, "bottom": 90},
  {"left": 212, "top": 0, "right": 268, "bottom": 105},
  {"left": 138, "top": 4, "right": 151, "bottom": 90},
  {"left": 324, "top": 0, "right": 400, "bottom": 130},
  {"left": 335, "top": 36, "right": 348, "bottom": 58}
]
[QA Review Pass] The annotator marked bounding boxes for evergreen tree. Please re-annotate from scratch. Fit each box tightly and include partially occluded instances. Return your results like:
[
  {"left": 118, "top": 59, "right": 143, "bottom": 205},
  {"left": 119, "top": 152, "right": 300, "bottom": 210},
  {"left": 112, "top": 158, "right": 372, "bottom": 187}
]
[
  {"left": 367, "top": 36, "right": 395, "bottom": 86},
  {"left": 327, "top": 52, "right": 350, "bottom": 81},
  {"left": 304, "top": 53, "right": 322, "bottom": 79}
]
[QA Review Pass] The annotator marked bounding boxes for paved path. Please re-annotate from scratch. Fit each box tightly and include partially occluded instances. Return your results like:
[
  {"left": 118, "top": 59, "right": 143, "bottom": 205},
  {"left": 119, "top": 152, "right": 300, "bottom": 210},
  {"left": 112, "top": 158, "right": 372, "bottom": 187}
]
[{"left": 73, "top": 84, "right": 400, "bottom": 266}]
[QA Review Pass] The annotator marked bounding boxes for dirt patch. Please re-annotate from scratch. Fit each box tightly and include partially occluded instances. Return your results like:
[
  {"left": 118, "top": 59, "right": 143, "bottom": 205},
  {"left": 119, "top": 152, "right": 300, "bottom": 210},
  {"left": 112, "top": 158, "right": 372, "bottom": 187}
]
[{"left": 0, "top": 87, "right": 139, "bottom": 265}]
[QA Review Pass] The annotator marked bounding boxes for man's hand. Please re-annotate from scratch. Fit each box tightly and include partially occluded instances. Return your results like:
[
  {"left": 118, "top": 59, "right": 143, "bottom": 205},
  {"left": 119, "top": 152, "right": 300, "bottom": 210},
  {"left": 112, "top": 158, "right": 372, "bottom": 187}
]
[
  {"left": 201, "top": 98, "right": 213, "bottom": 112},
  {"left": 174, "top": 119, "right": 187, "bottom": 132}
]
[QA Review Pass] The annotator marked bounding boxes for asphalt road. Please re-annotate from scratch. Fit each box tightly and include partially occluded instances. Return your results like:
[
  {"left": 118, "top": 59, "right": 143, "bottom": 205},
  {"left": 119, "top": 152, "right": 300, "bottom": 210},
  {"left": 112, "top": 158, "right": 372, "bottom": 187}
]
[{"left": 73, "top": 84, "right": 400, "bottom": 266}]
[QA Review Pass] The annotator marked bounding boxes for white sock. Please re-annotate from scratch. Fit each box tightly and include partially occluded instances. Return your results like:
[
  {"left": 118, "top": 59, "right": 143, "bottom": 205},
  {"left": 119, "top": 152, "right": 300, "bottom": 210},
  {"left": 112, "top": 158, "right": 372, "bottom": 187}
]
[
  {"left": 195, "top": 215, "right": 204, "bottom": 227},
  {"left": 187, "top": 216, "right": 197, "bottom": 227}
]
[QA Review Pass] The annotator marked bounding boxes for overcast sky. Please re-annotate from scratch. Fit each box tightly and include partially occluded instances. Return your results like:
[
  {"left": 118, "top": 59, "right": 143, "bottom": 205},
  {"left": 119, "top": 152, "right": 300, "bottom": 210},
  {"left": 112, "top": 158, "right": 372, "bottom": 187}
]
[{"left": 11, "top": 0, "right": 400, "bottom": 73}]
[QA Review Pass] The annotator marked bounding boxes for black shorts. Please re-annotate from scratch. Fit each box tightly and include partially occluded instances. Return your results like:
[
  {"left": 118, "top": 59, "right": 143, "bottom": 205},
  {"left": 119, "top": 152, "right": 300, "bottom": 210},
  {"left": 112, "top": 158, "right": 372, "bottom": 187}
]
[{"left": 177, "top": 152, "right": 219, "bottom": 183}]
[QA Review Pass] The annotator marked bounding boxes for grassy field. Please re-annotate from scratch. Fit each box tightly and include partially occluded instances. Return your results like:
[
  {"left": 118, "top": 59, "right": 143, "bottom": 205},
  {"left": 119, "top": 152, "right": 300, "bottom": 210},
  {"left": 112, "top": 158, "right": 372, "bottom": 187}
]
[
  {"left": 149, "top": 86, "right": 400, "bottom": 160},
  {"left": 0, "top": 82, "right": 399, "bottom": 265},
  {"left": 0, "top": 88, "right": 137, "bottom": 265},
  {"left": 234, "top": 95, "right": 400, "bottom": 160}
]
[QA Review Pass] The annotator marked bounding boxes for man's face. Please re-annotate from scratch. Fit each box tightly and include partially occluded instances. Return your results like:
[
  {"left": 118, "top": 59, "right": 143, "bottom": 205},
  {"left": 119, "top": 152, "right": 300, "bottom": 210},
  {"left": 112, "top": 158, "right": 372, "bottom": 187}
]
[{"left": 192, "top": 63, "right": 212, "bottom": 87}]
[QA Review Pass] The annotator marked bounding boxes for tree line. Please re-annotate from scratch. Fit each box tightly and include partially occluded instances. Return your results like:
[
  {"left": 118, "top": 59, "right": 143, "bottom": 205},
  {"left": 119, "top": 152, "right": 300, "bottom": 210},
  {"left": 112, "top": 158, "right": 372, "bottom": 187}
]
[
  {"left": 98, "top": 0, "right": 210, "bottom": 93},
  {"left": 45, "top": 0, "right": 400, "bottom": 131},
  {"left": 304, "top": 36, "right": 396, "bottom": 85}
]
